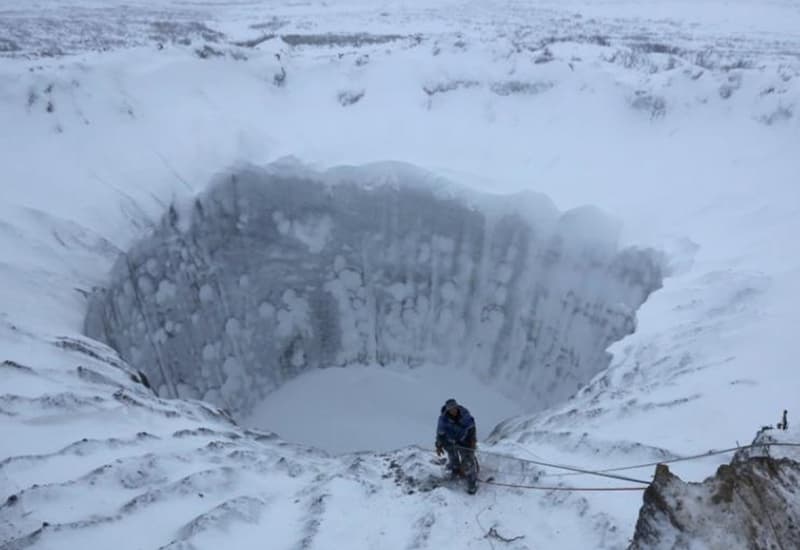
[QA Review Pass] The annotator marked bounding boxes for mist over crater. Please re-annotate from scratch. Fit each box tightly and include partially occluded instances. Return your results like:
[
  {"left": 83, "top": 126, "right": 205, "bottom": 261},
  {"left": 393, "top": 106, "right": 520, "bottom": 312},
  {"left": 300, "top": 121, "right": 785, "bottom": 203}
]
[{"left": 85, "top": 162, "right": 664, "bottom": 428}]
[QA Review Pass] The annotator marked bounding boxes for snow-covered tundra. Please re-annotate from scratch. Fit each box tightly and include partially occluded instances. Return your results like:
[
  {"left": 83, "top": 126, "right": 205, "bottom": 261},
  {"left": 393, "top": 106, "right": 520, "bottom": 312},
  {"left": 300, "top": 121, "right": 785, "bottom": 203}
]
[{"left": 1, "top": 0, "right": 799, "bottom": 548}]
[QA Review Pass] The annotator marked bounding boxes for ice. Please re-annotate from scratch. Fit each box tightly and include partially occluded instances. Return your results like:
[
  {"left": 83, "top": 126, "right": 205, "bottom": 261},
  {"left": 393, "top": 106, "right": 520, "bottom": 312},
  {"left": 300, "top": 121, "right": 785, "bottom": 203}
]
[
  {"left": 242, "top": 362, "right": 524, "bottom": 453},
  {"left": 84, "top": 163, "right": 664, "bottom": 424}
]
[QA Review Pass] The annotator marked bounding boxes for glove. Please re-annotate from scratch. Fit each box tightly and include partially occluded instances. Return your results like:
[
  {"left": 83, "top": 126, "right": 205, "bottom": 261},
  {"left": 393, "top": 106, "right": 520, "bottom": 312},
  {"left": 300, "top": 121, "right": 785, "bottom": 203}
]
[{"left": 435, "top": 443, "right": 444, "bottom": 456}]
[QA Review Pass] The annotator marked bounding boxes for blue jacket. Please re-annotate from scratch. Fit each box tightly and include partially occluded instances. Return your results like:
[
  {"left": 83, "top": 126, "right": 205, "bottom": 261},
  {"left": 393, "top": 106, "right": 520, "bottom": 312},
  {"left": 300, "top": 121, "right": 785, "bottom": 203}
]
[{"left": 436, "top": 405, "right": 476, "bottom": 446}]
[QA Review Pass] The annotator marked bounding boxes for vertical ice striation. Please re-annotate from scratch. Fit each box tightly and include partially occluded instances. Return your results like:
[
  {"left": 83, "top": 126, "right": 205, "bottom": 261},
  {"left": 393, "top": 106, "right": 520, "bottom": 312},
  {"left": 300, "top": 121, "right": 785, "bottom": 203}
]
[{"left": 85, "top": 163, "right": 663, "bottom": 419}]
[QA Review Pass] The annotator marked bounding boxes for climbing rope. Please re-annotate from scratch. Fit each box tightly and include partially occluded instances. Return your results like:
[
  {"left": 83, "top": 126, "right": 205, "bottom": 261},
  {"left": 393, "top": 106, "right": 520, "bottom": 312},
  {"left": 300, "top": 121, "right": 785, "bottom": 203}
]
[
  {"left": 479, "top": 479, "right": 646, "bottom": 492},
  {"left": 544, "top": 446, "right": 746, "bottom": 478},
  {"left": 537, "top": 442, "right": 800, "bottom": 478},
  {"left": 433, "top": 441, "right": 800, "bottom": 493},
  {"left": 456, "top": 444, "right": 652, "bottom": 484}
]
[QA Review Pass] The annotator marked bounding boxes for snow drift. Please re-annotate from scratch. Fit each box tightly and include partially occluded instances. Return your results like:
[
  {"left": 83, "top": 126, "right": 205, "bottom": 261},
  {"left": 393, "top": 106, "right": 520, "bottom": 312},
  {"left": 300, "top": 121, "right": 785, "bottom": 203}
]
[{"left": 84, "top": 162, "right": 663, "bottom": 423}]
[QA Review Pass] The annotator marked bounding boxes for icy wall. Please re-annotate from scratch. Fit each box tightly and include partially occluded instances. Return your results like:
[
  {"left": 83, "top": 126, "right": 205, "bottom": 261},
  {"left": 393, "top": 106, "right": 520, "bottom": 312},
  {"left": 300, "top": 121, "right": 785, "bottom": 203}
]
[{"left": 85, "top": 163, "right": 663, "bottom": 418}]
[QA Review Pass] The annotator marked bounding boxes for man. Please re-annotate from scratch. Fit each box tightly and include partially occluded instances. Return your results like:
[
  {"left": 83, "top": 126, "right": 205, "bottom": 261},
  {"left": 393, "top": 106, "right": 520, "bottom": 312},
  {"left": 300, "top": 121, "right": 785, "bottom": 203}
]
[{"left": 435, "top": 398, "right": 478, "bottom": 494}]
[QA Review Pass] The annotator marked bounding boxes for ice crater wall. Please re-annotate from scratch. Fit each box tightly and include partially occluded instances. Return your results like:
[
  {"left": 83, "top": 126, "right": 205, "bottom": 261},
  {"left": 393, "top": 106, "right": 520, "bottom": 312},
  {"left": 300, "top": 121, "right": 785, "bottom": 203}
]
[{"left": 85, "top": 163, "right": 663, "bottom": 419}]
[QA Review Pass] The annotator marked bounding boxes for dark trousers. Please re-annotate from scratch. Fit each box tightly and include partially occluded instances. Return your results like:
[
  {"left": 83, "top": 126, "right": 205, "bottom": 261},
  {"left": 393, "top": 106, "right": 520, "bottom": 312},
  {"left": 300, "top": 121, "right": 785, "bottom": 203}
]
[{"left": 444, "top": 442, "right": 477, "bottom": 482}]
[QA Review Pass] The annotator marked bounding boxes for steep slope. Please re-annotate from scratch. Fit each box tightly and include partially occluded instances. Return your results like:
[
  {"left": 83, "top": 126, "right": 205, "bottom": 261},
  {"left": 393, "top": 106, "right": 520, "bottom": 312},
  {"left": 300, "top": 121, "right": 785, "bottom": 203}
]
[{"left": 0, "top": 329, "right": 624, "bottom": 550}]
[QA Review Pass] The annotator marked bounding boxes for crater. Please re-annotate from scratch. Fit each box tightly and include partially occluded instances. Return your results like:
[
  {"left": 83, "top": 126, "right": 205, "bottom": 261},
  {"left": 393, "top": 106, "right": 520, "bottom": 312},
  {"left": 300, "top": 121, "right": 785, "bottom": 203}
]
[{"left": 84, "top": 162, "right": 664, "bottom": 453}]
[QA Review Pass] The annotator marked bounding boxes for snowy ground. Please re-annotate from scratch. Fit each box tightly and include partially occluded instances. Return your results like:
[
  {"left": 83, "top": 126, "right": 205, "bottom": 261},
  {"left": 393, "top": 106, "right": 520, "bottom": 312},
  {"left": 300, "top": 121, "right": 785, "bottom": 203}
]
[{"left": 1, "top": 0, "right": 800, "bottom": 548}]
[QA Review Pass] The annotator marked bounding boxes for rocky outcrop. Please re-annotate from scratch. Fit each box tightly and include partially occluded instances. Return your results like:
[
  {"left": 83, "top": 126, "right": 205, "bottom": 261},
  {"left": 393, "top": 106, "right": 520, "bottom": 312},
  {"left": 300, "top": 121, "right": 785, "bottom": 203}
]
[
  {"left": 85, "top": 162, "right": 663, "bottom": 419},
  {"left": 629, "top": 457, "right": 800, "bottom": 549}
]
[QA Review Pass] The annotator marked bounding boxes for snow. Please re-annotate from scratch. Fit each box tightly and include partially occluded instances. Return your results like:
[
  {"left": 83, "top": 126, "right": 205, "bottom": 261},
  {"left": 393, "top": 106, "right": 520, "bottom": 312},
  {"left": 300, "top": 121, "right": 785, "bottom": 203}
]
[
  {"left": 243, "top": 362, "right": 524, "bottom": 453},
  {"left": 1, "top": 0, "right": 799, "bottom": 548}
]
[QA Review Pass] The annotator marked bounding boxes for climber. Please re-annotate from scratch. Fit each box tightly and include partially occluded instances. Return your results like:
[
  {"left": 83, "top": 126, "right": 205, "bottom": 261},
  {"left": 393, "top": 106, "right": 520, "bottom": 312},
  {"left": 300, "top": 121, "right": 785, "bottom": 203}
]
[{"left": 435, "top": 398, "right": 478, "bottom": 494}]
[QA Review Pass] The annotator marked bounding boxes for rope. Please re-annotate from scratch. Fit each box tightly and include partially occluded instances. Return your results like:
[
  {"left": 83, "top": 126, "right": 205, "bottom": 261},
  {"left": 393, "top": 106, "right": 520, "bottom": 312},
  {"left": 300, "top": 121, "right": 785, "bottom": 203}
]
[
  {"left": 455, "top": 444, "right": 652, "bottom": 485},
  {"left": 541, "top": 442, "right": 800, "bottom": 478},
  {"left": 544, "top": 446, "right": 744, "bottom": 478},
  {"left": 479, "top": 478, "right": 646, "bottom": 492},
  {"left": 432, "top": 441, "right": 800, "bottom": 493}
]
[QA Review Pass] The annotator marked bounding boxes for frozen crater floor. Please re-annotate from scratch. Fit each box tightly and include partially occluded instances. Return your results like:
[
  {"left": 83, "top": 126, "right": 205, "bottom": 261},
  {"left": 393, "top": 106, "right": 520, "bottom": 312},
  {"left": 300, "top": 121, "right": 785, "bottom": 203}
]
[
  {"left": 2, "top": 0, "right": 800, "bottom": 548},
  {"left": 242, "top": 363, "right": 524, "bottom": 454}
]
